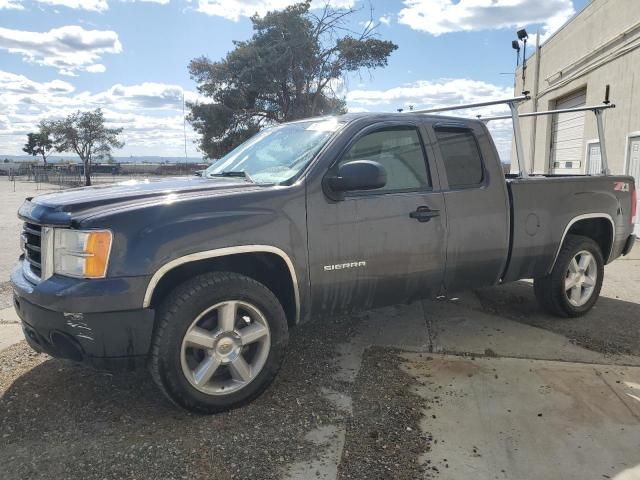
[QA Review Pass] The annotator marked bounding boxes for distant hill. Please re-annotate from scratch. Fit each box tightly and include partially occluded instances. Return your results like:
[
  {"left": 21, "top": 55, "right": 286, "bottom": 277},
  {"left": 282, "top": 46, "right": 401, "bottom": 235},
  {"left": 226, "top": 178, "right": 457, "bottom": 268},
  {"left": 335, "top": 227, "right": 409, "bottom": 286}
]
[{"left": 0, "top": 155, "right": 206, "bottom": 164}]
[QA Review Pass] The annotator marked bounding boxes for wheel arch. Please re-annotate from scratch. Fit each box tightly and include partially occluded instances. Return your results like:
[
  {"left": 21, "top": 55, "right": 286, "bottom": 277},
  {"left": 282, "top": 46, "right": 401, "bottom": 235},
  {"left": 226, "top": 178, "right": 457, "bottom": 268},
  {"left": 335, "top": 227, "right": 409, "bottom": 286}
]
[
  {"left": 549, "top": 213, "right": 615, "bottom": 273},
  {"left": 144, "top": 246, "right": 300, "bottom": 326}
]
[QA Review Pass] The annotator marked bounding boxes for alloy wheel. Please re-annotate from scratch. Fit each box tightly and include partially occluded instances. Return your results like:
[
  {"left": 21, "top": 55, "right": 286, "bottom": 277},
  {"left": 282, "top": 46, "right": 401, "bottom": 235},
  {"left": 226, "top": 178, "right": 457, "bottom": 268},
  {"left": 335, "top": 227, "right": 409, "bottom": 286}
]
[
  {"left": 564, "top": 250, "right": 597, "bottom": 307},
  {"left": 180, "top": 300, "right": 271, "bottom": 395}
]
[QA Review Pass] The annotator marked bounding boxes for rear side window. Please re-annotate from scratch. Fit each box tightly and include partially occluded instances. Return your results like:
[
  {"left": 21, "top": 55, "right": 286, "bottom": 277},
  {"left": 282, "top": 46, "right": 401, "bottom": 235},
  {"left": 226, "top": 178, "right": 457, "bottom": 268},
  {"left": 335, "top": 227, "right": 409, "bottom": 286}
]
[
  {"left": 340, "top": 126, "right": 431, "bottom": 193},
  {"left": 435, "top": 129, "right": 484, "bottom": 188}
]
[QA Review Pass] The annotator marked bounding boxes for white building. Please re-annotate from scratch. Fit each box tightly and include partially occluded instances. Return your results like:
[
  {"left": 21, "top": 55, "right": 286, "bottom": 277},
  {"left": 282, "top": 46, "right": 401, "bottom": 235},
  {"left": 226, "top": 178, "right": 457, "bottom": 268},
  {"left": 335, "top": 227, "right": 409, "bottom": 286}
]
[{"left": 513, "top": 0, "right": 640, "bottom": 198}]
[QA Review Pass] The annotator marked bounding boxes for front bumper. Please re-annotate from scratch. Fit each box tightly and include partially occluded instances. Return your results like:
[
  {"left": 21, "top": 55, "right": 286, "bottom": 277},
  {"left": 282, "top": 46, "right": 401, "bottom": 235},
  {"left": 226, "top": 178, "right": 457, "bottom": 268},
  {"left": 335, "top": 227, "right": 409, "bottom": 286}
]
[
  {"left": 11, "top": 260, "right": 155, "bottom": 370},
  {"left": 14, "top": 295, "right": 155, "bottom": 370}
]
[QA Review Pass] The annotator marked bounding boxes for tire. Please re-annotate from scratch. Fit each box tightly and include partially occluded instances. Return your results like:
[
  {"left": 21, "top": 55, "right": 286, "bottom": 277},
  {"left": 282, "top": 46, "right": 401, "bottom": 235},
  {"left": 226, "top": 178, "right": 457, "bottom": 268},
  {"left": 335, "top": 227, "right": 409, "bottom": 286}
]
[
  {"left": 534, "top": 234, "right": 604, "bottom": 318},
  {"left": 149, "top": 271, "right": 289, "bottom": 413}
]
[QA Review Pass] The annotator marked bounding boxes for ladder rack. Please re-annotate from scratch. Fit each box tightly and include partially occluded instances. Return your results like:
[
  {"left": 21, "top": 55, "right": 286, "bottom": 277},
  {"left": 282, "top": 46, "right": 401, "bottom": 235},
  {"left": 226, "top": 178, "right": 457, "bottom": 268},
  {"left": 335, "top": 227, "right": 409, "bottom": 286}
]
[
  {"left": 409, "top": 91, "right": 615, "bottom": 177},
  {"left": 409, "top": 95, "right": 530, "bottom": 114}
]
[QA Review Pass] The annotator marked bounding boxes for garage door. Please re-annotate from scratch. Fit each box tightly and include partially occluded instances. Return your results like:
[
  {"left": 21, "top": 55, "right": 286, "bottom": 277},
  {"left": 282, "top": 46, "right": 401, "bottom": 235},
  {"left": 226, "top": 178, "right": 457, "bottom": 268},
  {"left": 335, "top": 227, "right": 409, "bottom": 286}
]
[{"left": 550, "top": 89, "right": 587, "bottom": 172}]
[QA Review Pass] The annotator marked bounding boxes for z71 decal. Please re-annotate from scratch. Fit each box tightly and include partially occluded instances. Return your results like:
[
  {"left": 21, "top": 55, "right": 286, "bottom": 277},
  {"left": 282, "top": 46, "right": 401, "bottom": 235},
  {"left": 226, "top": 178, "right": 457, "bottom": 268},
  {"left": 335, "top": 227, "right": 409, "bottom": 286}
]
[{"left": 614, "top": 181, "right": 630, "bottom": 192}]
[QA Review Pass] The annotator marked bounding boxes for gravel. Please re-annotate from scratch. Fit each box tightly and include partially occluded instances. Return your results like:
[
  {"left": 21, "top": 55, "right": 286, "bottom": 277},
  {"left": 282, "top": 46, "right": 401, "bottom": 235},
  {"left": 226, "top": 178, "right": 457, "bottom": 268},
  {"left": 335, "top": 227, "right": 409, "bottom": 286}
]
[
  {"left": 0, "top": 309, "right": 444, "bottom": 480},
  {"left": 337, "top": 347, "right": 432, "bottom": 480},
  {"left": 0, "top": 312, "right": 374, "bottom": 479}
]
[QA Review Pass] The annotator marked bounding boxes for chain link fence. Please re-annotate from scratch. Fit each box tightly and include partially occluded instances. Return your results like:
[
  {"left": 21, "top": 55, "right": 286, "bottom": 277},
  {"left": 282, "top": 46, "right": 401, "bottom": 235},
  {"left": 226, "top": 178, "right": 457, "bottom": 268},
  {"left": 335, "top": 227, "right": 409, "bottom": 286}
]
[{"left": 4, "top": 162, "right": 208, "bottom": 189}]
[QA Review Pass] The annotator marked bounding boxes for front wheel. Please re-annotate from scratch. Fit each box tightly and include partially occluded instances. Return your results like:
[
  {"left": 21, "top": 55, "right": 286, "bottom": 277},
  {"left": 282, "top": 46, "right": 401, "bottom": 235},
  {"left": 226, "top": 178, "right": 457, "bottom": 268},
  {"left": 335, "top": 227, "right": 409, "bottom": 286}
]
[
  {"left": 534, "top": 234, "right": 604, "bottom": 317},
  {"left": 149, "top": 272, "right": 289, "bottom": 413}
]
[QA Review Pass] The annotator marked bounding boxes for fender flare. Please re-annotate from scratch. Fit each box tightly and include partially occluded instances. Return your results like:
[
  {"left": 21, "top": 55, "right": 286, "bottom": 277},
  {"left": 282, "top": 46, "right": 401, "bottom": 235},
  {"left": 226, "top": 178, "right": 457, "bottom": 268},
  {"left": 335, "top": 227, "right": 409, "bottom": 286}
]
[
  {"left": 548, "top": 213, "right": 615, "bottom": 273},
  {"left": 143, "top": 245, "right": 300, "bottom": 323}
]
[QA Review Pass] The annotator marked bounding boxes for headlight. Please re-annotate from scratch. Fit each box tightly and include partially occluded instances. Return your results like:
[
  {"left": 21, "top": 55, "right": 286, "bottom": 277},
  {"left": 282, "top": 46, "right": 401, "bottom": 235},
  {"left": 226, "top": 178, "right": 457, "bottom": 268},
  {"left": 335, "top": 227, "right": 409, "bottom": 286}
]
[{"left": 53, "top": 229, "right": 113, "bottom": 278}]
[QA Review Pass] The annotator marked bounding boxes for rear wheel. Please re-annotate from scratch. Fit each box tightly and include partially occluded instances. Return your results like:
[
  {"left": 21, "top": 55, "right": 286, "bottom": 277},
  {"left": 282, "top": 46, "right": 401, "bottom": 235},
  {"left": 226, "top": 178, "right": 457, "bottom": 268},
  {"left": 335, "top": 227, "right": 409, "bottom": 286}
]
[
  {"left": 534, "top": 234, "right": 604, "bottom": 317},
  {"left": 149, "top": 272, "right": 289, "bottom": 413}
]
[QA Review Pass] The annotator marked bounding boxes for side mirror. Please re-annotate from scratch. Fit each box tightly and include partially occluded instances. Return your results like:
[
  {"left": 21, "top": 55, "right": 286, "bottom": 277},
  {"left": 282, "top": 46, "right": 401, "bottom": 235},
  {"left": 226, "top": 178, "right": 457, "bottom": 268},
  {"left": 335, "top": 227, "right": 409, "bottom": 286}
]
[{"left": 327, "top": 160, "right": 387, "bottom": 194}]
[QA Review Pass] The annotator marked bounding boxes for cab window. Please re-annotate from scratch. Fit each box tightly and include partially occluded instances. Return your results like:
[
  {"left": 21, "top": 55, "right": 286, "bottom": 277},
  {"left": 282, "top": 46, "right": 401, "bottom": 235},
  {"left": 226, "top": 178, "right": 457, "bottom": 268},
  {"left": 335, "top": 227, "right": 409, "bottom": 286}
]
[
  {"left": 434, "top": 128, "right": 484, "bottom": 188},
  {"left": 339, "top": 126, "right": 431, "bottom": 193}
]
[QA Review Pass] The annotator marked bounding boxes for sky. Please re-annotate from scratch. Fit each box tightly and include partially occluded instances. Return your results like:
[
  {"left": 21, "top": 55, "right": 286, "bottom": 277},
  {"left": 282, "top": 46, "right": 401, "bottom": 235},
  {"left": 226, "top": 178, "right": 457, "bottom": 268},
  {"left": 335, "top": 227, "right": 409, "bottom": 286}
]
[{"left": 0, "top": 0, "right": 590, "bottom": 160}]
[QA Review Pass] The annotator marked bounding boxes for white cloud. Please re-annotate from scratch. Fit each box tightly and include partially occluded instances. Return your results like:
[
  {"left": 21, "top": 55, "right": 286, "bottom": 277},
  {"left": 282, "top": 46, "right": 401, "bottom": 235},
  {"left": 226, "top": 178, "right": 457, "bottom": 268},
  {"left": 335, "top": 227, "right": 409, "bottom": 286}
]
[
  {"left": 0, "top": 70, "right": 75, "bottom": 95},
  {"left": 347, "top": 78, "right": 512, "bottom": 108},
  {"left": 195, "top": 0, "right": 355, "bottom": 21},
  {"left": 529, "top": 6, "right": 576, "bottom": 45},
  {"left": 0, "top": 25, "right": 122, "bottom": 75},
  {"left": 0, "top": 0, "right": 23, "bottom": 9},
  {"left": 97, "top": 82, "right": 188, "bottom": 109},
  {"left": 121, "top": 0, "right": 170, "bottom": 4},
  {"left": 485, "top": 119, "right": 513, "bottom": 163},
  {"left": 0, "top": 71, "right": 202, "bottom": 157},
  {"left": 85, "top": 63, "right": 107, "bottom": 73},
  {"left": 346, "top": 78, "right": 515, "bottom": 161},
  {"left": 35, "top": 0, "right": 109, "bottom": 12},
  {"left": 4, "top": 0, "right": 170, "bottom": 11},
  {"left": 398, "top": 0, "right": 575, "bottom": 37},
  {"left": 379, "top": 15, "right": 391, "bottom": 25}
]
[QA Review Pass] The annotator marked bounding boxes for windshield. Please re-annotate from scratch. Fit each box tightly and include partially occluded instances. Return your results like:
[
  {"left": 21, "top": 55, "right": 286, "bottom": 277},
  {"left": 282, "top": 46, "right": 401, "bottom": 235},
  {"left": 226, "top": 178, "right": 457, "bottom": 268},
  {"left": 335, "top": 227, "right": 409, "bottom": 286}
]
[{"left": 206, "top": 119, "right": 343, "bottom": 184}]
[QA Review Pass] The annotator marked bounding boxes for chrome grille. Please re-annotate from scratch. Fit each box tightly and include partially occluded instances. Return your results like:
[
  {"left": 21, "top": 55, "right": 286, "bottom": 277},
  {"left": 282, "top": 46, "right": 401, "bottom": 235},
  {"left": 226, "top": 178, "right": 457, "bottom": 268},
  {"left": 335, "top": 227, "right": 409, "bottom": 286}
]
[{"left": 22, "top": 222, "right": 42, "bottom": 279}]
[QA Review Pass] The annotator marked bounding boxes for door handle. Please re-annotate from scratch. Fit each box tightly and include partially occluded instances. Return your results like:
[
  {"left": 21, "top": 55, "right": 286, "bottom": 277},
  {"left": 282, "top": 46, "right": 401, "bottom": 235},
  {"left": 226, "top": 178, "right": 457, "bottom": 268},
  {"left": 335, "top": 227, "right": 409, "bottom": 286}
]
[{"left": 410, "top": 206, "right": 440, "bottom": 222}]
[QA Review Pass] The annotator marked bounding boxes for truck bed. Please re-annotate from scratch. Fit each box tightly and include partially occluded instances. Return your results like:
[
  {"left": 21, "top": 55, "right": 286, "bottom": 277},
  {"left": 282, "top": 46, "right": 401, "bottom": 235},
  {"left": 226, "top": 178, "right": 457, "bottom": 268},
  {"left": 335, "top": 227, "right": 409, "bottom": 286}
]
[{"left": 502, "top": 174, "right": 635, "bottom": 282}]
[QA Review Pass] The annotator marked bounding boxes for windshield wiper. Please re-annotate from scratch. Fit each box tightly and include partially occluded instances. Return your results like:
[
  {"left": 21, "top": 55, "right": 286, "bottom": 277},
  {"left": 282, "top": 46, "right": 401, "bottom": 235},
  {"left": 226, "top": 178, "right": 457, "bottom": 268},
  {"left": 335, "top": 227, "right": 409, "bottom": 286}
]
[{"left": 208, "top": 170, "right": 254, "bottom": 183}]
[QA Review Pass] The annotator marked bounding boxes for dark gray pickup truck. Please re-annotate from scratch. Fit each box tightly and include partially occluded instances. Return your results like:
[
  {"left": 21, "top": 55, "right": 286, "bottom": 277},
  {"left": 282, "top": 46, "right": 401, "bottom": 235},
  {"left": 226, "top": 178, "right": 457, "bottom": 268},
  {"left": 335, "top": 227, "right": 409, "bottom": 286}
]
[{"left": 12, "top": 113, "right": 636, "bottom": 413}]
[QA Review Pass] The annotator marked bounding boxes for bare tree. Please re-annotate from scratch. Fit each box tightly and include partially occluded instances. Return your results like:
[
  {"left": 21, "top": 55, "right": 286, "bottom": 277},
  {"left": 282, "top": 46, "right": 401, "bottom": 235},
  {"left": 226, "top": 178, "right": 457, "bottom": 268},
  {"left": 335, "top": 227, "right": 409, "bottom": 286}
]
[
  {"left": 23, "top": 120, "right": 55, "bottom": 166},
  {"left": 188, "top": 1, "right": 396, "bottom": 158},
  {"left": 52, "top": 109, "right": 124, "bottom": 186}
]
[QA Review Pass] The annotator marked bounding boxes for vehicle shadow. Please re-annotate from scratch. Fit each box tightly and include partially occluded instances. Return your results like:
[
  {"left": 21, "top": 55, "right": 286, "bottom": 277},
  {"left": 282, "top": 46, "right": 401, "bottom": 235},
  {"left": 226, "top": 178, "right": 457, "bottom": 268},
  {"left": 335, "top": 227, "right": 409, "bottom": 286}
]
[{"left": 470, "top": 281, "right": 640, "bottom": 356}]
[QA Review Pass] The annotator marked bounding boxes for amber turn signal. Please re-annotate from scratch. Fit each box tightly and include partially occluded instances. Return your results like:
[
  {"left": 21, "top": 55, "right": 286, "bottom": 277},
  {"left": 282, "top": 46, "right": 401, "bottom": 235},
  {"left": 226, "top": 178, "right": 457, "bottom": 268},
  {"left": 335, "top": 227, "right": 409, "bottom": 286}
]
[{"left": 84, "top": 231, "right": 113, "bottom": 278}]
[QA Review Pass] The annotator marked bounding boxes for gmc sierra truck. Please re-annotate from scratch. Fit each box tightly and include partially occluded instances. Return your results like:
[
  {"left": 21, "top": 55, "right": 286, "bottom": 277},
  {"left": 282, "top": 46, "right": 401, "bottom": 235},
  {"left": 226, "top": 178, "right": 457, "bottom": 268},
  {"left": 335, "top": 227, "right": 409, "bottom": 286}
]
[{"left": 12, "top": 113, "right": 636, "bottom": 413}]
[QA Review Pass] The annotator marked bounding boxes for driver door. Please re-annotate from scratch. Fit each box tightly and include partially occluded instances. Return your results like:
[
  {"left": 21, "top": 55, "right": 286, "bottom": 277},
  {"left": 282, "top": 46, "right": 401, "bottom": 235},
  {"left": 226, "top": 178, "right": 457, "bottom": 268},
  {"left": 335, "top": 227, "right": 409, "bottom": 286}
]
[{"left": 306, "top": 122, "right": 447, "bottom": 314}]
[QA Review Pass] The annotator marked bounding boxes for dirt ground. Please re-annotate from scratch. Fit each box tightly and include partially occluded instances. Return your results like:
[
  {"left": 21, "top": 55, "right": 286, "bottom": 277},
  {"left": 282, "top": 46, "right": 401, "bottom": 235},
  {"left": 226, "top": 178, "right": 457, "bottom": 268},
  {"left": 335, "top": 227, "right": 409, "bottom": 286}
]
[{"left": 1, "top": 180, "right": 639, "bottom": 479}]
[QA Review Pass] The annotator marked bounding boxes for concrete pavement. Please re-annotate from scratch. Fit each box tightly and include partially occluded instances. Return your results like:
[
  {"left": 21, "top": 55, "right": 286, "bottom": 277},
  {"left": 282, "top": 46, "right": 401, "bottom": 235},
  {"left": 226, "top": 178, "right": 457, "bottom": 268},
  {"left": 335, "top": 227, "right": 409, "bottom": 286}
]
[
  {"left": 283, "top": 292, "right": 640, "bottom": 479},
  {"left": 0, "top": 324, "right": 22, "bottom": 352},
  {"left": 424, "top": 295, "right": 640, "bottom": 365},
  {"left": 409, "top": 354, "right": 640, "bottom": 479},
  {"left": 0, "top": 306, "right": 22, "bottom": 352}
]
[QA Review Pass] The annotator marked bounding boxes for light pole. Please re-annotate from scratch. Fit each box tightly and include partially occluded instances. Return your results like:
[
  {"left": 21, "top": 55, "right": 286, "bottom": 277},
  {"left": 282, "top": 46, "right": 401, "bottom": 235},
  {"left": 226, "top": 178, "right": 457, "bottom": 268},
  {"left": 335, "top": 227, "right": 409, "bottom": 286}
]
[
  {"left": 517, "top": 29, "right": 529, "bottom": 87},
  {"left": 512, "top": 40, "right": 521, "bottom": 67}
]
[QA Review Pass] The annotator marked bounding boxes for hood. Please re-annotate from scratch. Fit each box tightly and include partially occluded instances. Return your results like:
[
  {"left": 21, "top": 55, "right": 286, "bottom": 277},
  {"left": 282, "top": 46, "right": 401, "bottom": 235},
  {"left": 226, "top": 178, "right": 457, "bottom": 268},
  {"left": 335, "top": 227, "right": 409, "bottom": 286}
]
[{"left": 18, "top": 176, "right": 262, "bottom": 226}]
